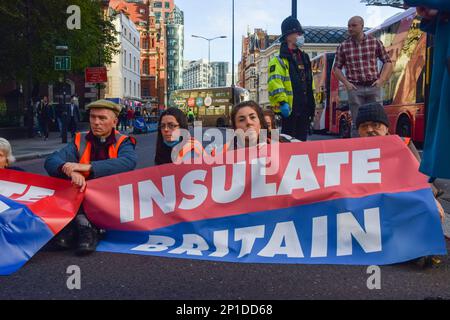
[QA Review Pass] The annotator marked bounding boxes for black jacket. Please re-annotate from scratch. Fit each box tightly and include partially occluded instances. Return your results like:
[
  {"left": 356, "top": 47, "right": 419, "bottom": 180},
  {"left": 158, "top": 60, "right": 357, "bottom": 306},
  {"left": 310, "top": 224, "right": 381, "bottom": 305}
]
[{"left": 279, "top": 42, "right": 315, "bottom": 119}]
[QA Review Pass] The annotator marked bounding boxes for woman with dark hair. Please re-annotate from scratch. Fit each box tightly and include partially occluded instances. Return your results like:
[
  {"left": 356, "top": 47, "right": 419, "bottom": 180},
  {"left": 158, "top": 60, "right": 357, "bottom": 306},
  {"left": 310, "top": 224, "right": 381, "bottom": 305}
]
[
  {"left": 154, "top": 107, "right": 205, "bottom": 165},
  {"left": 210, "top": 101, "right": 299, "bottom": 156},
  {"left": 263, "top": 108, "right": 277, "bottom": 130}
]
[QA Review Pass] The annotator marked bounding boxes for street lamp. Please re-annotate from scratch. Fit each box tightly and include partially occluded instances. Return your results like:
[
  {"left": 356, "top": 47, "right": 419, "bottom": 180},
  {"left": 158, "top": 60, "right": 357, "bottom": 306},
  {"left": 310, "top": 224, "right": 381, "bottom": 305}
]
[
  {"left": 56, "top": 45, "right": 69, "bottom": 143},
  {"left": 191, "top": 35, "right": 227, "bottom": 88},
  {"left": 292, "top": 0, "right": 297, "bottom": 18}
]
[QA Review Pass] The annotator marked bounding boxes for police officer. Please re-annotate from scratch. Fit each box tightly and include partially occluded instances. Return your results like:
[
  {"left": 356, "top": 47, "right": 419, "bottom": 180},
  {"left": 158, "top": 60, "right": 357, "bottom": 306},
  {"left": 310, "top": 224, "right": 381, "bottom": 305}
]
[
  {"left": 268, "top": 16, "right": 315, "bottom": 141},
  {"left": 45, "top": 99, "right": 137, "bottom": 255}
]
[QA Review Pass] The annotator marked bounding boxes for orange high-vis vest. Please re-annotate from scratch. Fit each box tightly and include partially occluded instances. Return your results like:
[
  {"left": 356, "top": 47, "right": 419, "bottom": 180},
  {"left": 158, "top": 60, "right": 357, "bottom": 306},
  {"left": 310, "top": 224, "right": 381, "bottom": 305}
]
[
  {"left": 74, "top": 131, "right": 133, "bottom": 177},
  {"left": 176, "top": 137, "right": 206, "bottom": 162},
  {"left": 403, "top": 137, "right": 411, "bottom": 146}
]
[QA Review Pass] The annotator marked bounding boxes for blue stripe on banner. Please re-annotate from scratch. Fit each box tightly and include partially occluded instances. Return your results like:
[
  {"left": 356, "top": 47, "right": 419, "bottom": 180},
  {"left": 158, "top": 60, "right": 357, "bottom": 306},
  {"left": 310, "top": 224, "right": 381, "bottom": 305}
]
[
  {"left": 0, "top": 196, "right": 54, "bottom": 275},
  {"left": 97, "top": 189, "right": 447, "bottom": 265}
]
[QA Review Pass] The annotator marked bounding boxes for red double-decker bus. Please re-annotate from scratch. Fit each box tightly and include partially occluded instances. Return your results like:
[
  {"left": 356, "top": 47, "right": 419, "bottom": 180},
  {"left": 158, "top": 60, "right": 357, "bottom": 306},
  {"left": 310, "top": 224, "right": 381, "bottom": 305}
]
[{"left": 329, "top": 8, "right": 431, "bottom": 143}]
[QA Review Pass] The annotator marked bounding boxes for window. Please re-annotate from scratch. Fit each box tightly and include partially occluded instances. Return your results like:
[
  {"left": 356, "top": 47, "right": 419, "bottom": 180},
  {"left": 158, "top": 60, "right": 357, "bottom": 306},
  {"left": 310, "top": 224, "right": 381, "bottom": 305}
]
[
  {"left": 124, "top": 50, "right": 127, "bottom": 66},
  {"left": 134, "top": 82, "right": 136, "bottom": 97},
  {"left": 155, "top": 12, "right": 161, "bottom": 22},
  {"left": 129, "top": 53, "right": 131, "bottom": 68},
  {"left": 143, "top": 60, "right": 149, "bottom": 74},
  {"left": 165, "top": 1, "right": 170, "bottom": 9},
  {"left": 154, "top": 1, "right": 162, "bottom": 8},
  {"left": 165, "top": 12, "right": 170, "bottom": 20},
  {"left": 134, "top": 57, "right": 136, "bottom": 72},
  {"left": 142, "top": 39, "right": 149, "bottom": 49},
  {"left": 124, "top": 78, "right": 127, "bottom": 93},
  {"left": 129, "top": 80, "right": 131, "bottom": 95}
]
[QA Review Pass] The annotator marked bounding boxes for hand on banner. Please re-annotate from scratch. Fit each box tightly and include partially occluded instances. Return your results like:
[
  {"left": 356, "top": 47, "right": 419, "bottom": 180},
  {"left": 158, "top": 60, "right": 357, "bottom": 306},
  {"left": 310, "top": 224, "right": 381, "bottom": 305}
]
[
  {"left": 70, "top": 171, "right": 87, "bottom": 192},
  {"left": 62, "top": 162, "right": 92, "bottom": 177}
]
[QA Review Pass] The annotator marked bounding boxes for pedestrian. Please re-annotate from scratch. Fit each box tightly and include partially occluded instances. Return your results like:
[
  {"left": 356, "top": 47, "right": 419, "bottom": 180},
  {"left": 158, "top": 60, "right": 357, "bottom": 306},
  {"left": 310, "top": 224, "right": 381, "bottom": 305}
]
[
  {"left": 118, "top": 106, "right": 128, "bottom": 132},
  {"left": 38, "top": 96, "right": 52, "bottom": 140},
  {"left": 68, "top": 95, "right": 81, "bottom": 138},
  {"left": 333, "top": 16, "right": 393, "bottom": 137},
  {"left": 187, "top": 108, "right": 195, "bottom": 126},
  {"left": 0, "top": 138, "right": 24, "bottom": 171},
  {"left": 154, "top": 107, "right": 205, "bottom": 165},
  {"left": 404, "top": 0, "right": 450, "bottom": 180},
  {"left": 44, "top": 99, "right": 137, "bottom": 255},
  {"left": 54, "top": 98, "right": 64, "bottom": 136},
  {"left": 268, "top": 16, "right": 316, "bottom": 141},
  {"left": 127, "top": 106, "right": 134, "bottom": 130}
]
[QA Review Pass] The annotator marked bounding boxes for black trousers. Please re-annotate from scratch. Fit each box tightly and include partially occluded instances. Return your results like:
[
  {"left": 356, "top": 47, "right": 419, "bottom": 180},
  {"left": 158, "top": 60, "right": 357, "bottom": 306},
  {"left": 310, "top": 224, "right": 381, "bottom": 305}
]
[{"left": 281, "top": 114, "right": 309, "bottom": 141}]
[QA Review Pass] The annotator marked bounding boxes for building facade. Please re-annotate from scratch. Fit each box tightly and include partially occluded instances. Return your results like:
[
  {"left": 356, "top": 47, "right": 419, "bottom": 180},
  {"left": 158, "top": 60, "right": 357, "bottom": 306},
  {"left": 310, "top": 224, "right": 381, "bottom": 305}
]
[
  {"left": 182, "top": 59, "right": 209, "bottom": 89},
  {"left": 109, "top": 0, "right": 174, "bottom": 108},
  {"left": 210, "top": 62, "right": 229, "bottom": 88},
  {"left": 166, "top": 6, "right": 184, "bottom": 97},
  {"left": 105, "top": 12, "right": 141, "bottom": 101}
]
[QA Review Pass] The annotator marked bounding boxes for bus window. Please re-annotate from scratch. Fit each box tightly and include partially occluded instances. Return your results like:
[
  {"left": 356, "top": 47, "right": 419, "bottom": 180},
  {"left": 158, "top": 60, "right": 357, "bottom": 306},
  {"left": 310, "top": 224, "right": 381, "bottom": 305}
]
[
  {"left": 215, "top": 105, "right": 226, "bottom": 115},
  {"left": 206, "top": 106, "right": 215, "bottom": 116},
  {"left": 198, "top": 106, "right": 206, "bottom": 116},
  {"left": 416, "top": 66, "right": 425, "bottom": 103}
]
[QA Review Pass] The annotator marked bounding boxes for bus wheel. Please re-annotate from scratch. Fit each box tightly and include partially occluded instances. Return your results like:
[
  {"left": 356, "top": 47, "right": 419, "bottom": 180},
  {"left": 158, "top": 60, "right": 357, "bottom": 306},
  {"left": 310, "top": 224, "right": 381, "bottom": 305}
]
[
  {"left": 396, "top": 116, "right": 411, "bottom": 137},
  {"left": 216, "top": 118, "right": 225, "bottom": 128},
  {"left": 339, "top": 118, "right": 351, "bottom": 139}
]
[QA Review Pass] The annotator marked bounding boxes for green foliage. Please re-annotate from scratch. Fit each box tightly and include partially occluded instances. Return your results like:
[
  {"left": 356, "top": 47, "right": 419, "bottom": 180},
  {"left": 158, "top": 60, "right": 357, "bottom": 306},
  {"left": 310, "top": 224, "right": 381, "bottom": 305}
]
[{"left": 0, "top": 0, "right": 119, "bottom": 83}]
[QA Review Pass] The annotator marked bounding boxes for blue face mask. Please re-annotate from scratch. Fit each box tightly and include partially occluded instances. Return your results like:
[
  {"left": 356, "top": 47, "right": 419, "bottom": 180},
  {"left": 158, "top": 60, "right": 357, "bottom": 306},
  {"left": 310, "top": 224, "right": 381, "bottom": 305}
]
[
  {"left": 295, "top": 35, "right": 305, "bottom": 48},
  {"left": 163, "top": 139, "right": 180, "bottom": 148}
]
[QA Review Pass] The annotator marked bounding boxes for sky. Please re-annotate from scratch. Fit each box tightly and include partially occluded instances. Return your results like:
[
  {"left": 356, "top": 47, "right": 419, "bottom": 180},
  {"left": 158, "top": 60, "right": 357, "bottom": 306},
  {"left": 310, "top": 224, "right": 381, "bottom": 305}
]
[{"left": 176, "top": 0, "right": 404, "bottom": 66}]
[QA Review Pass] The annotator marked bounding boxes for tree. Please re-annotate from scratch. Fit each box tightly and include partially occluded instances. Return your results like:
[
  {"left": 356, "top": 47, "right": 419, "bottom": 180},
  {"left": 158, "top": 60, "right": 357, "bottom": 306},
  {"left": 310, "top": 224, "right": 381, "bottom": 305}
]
[{"left": 0, "top": 0, "right": 119, "bottom": 85}]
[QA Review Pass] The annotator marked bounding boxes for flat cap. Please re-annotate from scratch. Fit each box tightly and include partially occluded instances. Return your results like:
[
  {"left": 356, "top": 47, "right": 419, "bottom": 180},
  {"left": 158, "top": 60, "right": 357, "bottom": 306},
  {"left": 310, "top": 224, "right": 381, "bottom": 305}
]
[{"left": 86, "top": 99, "right": 122, "bottom": 116}]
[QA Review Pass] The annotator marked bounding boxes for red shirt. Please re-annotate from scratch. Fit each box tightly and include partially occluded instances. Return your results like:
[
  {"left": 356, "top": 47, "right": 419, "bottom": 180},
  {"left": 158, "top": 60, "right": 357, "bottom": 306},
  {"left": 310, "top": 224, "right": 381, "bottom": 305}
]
[{"left": 335, "top": 34, "right": 391, "bottom": 84}]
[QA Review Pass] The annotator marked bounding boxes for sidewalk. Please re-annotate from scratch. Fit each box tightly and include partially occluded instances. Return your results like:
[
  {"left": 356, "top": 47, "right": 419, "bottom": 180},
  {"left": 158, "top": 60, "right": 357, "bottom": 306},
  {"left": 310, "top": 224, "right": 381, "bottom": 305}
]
[
  {"left": 11, "top": 132, "right": 73, "bottom": 162},
  {"left": 11, "top": 122, "right": 90, "bottom": 162}
]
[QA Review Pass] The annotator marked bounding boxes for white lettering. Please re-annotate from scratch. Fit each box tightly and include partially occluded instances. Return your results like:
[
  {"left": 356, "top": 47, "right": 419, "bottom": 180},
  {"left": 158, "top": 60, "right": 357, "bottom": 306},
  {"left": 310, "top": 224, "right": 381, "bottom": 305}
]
[
  {"left": 352, "top": 149, "right": 381, "bottom": 184},
  {"left": 209, "top": 230, "right": 229, "bottom": 257},
  {"left": 235, "top": 225, "right": 265, "bottom": 258},
  {"left": 251, "top": 158, "right": 277, "bottom": 199},
  {"left": 258, "top": 221, "right": 304, "bottom": 258},
  {"left": 169, "top": 234, "right": 209, "bottom": 256},
  {"left": 179, "top": 170, "right": 208, "bottom": 210},
  {"left": 211, "top": 163, "right": 246, "bottom": 204},
  {"left": 311, "top": 216, "right": 328, "bottom": 258},
  {"left": 131, "top": 235, "right": 175, "bottom": 252},
  {"left": 119, "top": 184, "right": 134, "bottom": 223},
  {"left": 317, "top": 152, "right": 349, "bottom": 187},
  {"left": 138, "top": 176, "right": 176, "bottom": 219},
  {"left": 337, "top": 208, "right": 382, "bottom": 256},
  {"left": 278, "top": 155, "right": 320, "bottom": 195}
]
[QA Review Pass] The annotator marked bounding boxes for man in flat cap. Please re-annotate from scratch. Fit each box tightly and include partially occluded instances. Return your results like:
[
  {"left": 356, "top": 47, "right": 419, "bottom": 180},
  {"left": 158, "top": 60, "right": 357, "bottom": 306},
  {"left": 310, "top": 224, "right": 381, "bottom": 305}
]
[{"left": 45, "top": 99, "right": 137, "bottom": 255}]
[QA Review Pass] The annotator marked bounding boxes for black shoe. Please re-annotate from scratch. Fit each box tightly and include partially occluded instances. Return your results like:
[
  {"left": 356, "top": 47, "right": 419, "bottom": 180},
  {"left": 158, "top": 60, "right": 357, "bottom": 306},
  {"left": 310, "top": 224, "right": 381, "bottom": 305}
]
[
  {"left": 75, "top": 224, "right": 99, "bottom": 256},
  {"left": 52, "top": 221, "right": 77, "bottom": 249},
  {"left": 413, "top": 256, "right": 440, "bottom": 269}
]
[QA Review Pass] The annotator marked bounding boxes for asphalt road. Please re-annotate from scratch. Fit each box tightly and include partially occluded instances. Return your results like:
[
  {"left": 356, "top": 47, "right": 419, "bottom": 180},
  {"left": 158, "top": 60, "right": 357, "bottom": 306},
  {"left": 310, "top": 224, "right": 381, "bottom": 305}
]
[{"left": 1, "top": 132, "right": 449, "bottom": 300}]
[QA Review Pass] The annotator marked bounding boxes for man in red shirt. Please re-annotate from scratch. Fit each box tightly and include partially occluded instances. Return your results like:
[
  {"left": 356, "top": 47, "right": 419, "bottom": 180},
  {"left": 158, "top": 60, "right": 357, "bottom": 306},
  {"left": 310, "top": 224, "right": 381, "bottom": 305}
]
[{"left": 334, "top": 16, "right": 393, "bottom": 137}]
